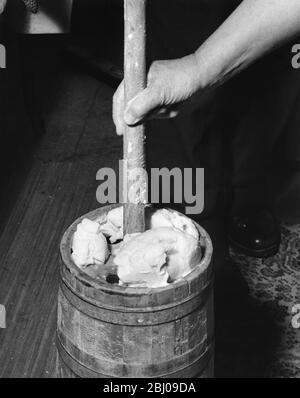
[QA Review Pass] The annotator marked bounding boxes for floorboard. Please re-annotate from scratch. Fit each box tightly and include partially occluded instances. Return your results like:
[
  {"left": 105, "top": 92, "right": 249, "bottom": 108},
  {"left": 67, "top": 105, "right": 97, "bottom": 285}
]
[{"left": 0, "top": 59, "right": 121, "bottom": 376}]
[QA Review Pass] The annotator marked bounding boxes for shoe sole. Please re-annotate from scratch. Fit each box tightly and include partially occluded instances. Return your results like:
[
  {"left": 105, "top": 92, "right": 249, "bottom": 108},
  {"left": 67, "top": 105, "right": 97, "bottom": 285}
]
[{"left": 228, "top": 237, "right": 280, "bottom": 258}]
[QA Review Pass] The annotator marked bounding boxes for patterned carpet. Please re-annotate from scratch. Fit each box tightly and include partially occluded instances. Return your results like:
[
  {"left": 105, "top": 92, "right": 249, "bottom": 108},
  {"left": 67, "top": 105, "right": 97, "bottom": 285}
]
[{"left": 223, "top": 223, "right": 300, "bottom": 378}]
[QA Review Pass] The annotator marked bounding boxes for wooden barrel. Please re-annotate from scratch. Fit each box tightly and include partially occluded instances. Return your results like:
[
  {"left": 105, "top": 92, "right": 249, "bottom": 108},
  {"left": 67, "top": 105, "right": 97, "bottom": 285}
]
[{"left": 57, "top": 205, "right": 214, "bottom": 378}]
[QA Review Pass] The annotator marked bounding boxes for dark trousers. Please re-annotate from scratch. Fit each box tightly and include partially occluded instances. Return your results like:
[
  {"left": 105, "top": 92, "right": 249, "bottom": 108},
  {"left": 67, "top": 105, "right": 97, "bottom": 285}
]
[
  {"left": 146, "top": 0, "right": 225, "bottom": 223},
  {"left": 146, "top": 0, "right": 297, "bottom": 224}
]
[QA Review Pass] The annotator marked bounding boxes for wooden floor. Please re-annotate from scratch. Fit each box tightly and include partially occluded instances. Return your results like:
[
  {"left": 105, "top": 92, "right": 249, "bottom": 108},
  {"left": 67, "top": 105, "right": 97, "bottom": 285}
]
[{"left": 0, "top": 39, "right": 122, "bottom": 377}]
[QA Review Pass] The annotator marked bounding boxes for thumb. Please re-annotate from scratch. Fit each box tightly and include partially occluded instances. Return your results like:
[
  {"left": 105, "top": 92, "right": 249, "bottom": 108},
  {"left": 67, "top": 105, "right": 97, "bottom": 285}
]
[{"left": 124, "top": 86, "right": 161, "bottom": 126}]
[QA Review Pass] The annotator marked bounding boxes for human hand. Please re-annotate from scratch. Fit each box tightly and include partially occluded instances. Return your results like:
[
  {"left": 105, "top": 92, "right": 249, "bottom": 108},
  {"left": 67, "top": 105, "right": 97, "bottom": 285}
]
[{"left": 113, "top": 54, "right": 203, "bottom": 135}]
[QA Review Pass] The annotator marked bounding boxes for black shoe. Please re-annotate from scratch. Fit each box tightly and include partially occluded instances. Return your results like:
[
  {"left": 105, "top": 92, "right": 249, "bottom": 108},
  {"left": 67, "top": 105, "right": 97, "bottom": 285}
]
[{"left": 228, "top": 207, "right": 281, "bottom": 258}]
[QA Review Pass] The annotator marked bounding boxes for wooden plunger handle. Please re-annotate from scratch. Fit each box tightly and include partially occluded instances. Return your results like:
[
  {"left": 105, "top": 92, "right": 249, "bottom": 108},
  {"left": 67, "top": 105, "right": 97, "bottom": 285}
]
[{"left": 123, "top": 0, "right": 147, "bottom": 235}]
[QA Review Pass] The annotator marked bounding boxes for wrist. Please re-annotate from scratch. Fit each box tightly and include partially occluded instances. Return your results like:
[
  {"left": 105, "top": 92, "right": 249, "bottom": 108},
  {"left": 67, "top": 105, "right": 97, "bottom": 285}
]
[
  {"left": 193, "top": 45, "right": 225, "bottom": 91},
  {"left": 182, "top": 52, "right": 210, "bottom": 95}
]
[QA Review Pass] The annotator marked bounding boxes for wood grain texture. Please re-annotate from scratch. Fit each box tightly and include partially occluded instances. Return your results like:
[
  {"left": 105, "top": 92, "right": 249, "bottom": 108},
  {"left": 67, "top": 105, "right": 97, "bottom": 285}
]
[
  {"left": 57, "top": 206, "right": 214, "bottom": 378},
  {"left": 0, "top": 56, "right": 122, "bottom": 377},
  {"left": 123, "top": 0, "right": 147, "bottom": 234}
]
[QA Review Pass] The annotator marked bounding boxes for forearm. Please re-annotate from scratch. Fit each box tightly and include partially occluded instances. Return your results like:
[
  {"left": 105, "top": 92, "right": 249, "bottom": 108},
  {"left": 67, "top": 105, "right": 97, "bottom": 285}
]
[
  {"left": 114, "top": 0, "right": 300, "bottom": 130},
  {"left": 195, "top": 0, "right": 300, "bottom": 89}
]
